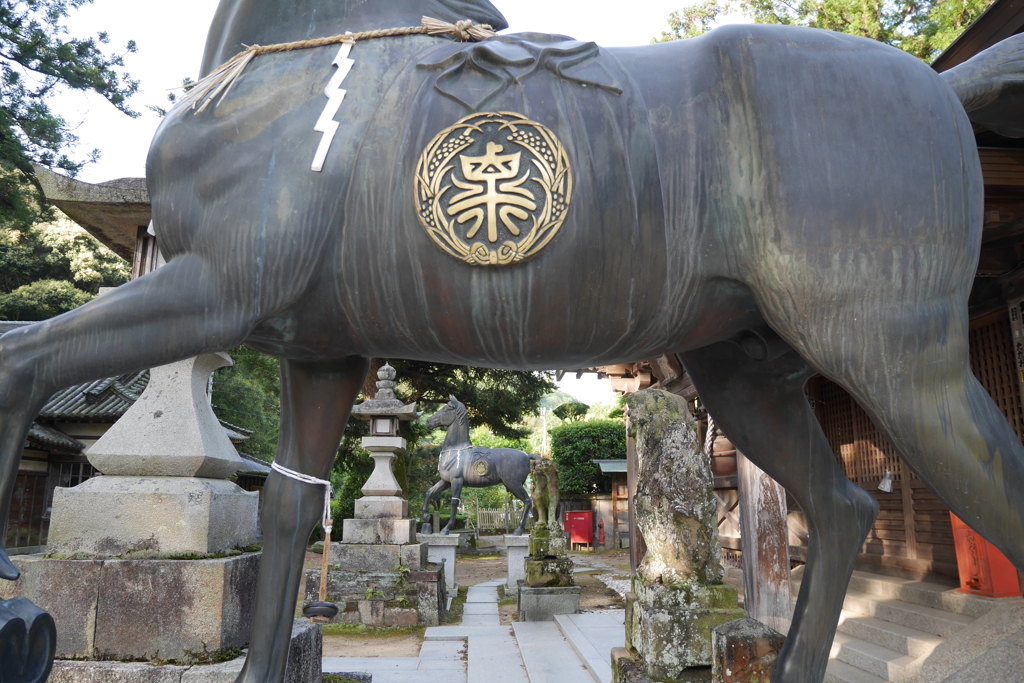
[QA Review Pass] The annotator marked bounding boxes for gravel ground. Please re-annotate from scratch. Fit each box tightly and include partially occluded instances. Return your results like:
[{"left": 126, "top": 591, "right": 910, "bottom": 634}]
[{"left": 595, "top": 573, "right": 631, "bottom": 598}]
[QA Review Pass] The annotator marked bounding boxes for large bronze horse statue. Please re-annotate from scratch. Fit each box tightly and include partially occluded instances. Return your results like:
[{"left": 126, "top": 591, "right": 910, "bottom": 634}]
[
  {"left": 1, "top": 0, "right": 1023, "bottom": 679},
  {"left": 422, "top": 396, "right": 537, "bottom": 535}
]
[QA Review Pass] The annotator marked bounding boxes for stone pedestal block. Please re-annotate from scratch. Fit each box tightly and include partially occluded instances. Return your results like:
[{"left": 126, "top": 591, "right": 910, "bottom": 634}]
[
  {"left": 342, "top": 518, "right": 417, "bottom": 545},
  {"left": 304, "top": 565, "right": 446, "bottom": 627},
  {"left": 418, "top": 534, "right": 460, "bottom": 593},
  {"left": 85, "top": 354, "right": 245, "bottom": 479},
  {"left": 49, "top": 618, "right": 320, "bottom": 683},
  {"left": 518, "top": 585, "right": 581, "bottom": 622},
  {"left": 504, "top": 534, "right": 529, "bottom": 590},
  {"left": 2, "top": 552, "right": 260, "bottom": 660},
  {"left": 48, "top": 476, "right": 258, "bottom": 558},
  {"left": 524, "top": 557, "right": 575, "bottom": 587},
  {"left": 626, "top": 577, "right": 747, "bottom": 678},
  {"left": 328, "top": 542, "right": 426, "bottom": 571},
  {"left": 355, "top": 496, "right": 408, "bottom": 519},
  {"left": 528, "top": 528, "right": 568, "bottom": 558},
  {"left": 712, "top": 618, "right": 785, "bottom": 683},
  {"left": 611, "top": 647, "right": 713, "bottom": 683}
]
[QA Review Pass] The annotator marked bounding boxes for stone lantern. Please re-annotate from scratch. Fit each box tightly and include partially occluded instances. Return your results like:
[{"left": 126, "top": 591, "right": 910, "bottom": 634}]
[{"left": 350, "top": 363, "right": 419, "bottom": 508}]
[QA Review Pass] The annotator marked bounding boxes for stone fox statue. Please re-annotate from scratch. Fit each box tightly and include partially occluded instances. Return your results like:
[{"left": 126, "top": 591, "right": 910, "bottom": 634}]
[{"left": 1, "top": 0, "right": 1024, "bottom": 679}]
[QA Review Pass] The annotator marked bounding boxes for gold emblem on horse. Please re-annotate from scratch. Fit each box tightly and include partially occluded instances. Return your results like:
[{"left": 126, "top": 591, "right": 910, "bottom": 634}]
[
  {"left": 414, "top": 112, "right": 573, "bottom": 266},
  {"left": 473, "top": 459, "right": 489, "bottom": 477}
]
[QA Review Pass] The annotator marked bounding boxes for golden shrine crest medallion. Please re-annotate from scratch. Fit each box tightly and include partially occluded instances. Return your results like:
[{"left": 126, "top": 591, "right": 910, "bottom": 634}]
[
  {"left": 414, "top": 112, "right": 573, "bottom": 266},
  {"left": 473, "top": 460, "right": 489, "bottom": 477}
]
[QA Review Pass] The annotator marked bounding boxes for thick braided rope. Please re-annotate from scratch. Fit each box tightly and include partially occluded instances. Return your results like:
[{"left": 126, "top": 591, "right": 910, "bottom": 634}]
[
  {"left": 271, "top": 461, "right": 334, "bottom": 532},
  {"left": 704, "top": 415, "right": 716, "bottom": 456},
  {"left": 180, "top": 16, "right": 494, "bottom": 114}
]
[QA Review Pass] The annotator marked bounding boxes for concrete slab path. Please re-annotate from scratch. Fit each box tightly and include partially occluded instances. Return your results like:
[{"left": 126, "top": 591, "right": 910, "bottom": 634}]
[
  {"left": 513, "top": 622, "right": 595, "bottom": 683},
  {"left": 554, "top": 611, "right": 626, "bottom": 683}
]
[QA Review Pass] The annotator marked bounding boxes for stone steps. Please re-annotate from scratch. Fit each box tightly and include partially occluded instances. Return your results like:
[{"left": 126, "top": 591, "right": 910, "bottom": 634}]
[
  {"left": 803, "top": 571, "right": 1001, "bottom": 682},
  {"left": 830, "top": 632, "right": 917, "bottom": 682},
  {"left": 825, "top": 658, "right": 889, "bottom": 683}
]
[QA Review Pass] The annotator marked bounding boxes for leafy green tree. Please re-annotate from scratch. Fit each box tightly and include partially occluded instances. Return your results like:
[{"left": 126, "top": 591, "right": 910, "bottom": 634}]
[
  {"left": 210, "top": 345, "right": 282, "bottom": 461},
  {"left": 0, "top": 0, "right": 139, "bottom": 231},
  {"left": 553, "top": 401, "right": 589, "bottom": 423},
  {"left": 657, "top": 0, "right": 994, "bottom": 61},
  {"left": 0, "top": 278, "right": 90, "bottom": 319},
  {"left": 0, "top": 216, "right": 129, "bottom": 320},
  {"left": 549, "top": 420, "right": 626, "bottom": 494},
  {"left": 387, "top": 361, "right": 555, "bottom": 440}
]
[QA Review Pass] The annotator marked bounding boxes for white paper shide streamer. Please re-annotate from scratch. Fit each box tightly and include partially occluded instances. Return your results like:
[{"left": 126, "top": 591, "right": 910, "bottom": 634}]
[{"left": 312, "top": 41, "right": 355, "bottom": 172}]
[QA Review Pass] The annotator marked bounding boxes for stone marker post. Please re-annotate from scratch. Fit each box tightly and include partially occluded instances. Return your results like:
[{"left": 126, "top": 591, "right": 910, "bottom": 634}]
[
  {"left": 736, "top": 453, "right": 792, "bottom": 635},
  {"left": 620, "top": 390, "right": 746, "bottom": 682}
]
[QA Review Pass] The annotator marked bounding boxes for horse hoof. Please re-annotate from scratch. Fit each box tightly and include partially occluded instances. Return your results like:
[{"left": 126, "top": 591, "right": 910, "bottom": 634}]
[
  {"left": 0, "top": 550, "right": 20, "bottom": 581},
  {"left": 302, "top": 601, "right": 339, "bottom": 620},
  {"left": 440, "top": 529, "right": 450, "bottom": 536}
]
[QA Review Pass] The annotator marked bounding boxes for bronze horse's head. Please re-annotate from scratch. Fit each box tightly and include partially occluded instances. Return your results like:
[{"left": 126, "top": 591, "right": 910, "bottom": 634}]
[{"left": 426, "top": 395, "right": 464, "bottom": 430}]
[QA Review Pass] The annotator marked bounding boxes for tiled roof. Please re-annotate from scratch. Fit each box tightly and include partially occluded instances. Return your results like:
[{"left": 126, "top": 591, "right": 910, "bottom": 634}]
[
  {"left": 26, "top": 423, "right": 84, "bottom": 454},
  {"left": 238, "top": 453, "right": 272, "bottom": 475},
  {"left": 38, "top": 371, "right": 150, "bottom": 422}
]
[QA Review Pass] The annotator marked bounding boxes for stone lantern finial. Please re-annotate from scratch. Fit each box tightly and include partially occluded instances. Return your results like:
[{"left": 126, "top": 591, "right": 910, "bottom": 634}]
[{"left": 375, "top": 363, "right": 397, "bottom": 400}]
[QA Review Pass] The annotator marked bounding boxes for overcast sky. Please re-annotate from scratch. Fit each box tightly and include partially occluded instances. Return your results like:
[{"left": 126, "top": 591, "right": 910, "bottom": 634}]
[{"left": 53, "top": 0, "right": 723, "bottom": 183}]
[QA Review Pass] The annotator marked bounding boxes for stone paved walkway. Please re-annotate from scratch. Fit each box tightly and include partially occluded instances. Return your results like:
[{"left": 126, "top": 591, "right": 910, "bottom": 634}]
[{"left": 322, "top": 580, "right": 526, "bottom": 683}]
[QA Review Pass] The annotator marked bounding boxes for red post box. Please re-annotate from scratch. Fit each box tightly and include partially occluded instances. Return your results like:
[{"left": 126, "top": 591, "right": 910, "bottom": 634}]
[
  {"left": 950, "top": 514, "right": 1022, "bottom": 598},
  {"left": 564, "top": 510, "right": 594, "bottom": 551}
]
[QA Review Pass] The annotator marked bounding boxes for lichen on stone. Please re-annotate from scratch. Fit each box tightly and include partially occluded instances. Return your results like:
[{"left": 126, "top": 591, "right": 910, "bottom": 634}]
[{"left": 626, "top": 390, "right": 724, "bottom": 587}]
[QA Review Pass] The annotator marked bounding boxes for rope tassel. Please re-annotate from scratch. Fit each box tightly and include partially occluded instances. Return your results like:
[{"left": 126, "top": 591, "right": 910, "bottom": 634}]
[{"left": 178, "top": 16, "right": 495, "bottom": 115}]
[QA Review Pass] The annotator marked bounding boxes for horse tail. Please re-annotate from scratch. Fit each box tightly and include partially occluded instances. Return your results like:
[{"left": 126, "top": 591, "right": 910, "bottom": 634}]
[
  {"left": 942, "top": 33, "right": 1024, "bottom": 138},
  {"left": 528, "top": 453, "right": 543, "bottom": 461}
]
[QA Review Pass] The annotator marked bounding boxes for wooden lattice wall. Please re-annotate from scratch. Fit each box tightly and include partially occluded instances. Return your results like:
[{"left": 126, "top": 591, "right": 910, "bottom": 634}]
[{"left": 810, "top": 315, "right": 1022, "bottom": 578}]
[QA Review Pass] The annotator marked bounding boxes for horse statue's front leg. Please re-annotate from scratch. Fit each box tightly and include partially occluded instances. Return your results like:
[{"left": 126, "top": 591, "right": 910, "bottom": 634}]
[
  {"left": 440, "top": 476, "right": 464, "bottom": 535},
  {"left": 237, "top": 356, "right": 368, "bottom": 683}
]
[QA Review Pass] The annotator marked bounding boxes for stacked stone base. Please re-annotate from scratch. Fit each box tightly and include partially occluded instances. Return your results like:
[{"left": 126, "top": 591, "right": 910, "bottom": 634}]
[
  {"left": 519, "top": 585, "right": 581, "bottom": 622},
  {"left": 0, "top": 552, "right": 260, "bottom": 660},
  {"left": 305, "top": 541, "right": 445, "bottom": 626},
  {"left": 625, "top": 576, "right": 746, "bottom": 681},
  {"left": 49, "top": 619, "right": 320, "bottom": 683}
]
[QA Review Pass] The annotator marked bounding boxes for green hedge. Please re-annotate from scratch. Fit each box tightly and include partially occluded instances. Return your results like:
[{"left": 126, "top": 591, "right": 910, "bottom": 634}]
[{"left": 549, "top": 420, "right": 625, "bottom": 494}]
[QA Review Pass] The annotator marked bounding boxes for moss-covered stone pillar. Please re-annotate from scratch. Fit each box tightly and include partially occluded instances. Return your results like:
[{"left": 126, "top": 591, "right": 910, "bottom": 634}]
[{"left": 621, "top": 390, "right": 746, "bottom": 681}]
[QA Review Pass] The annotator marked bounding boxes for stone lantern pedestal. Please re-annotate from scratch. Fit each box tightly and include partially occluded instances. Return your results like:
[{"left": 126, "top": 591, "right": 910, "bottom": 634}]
[
  {"left": 1, "top": 354, "right": 320, "bottom": 680},
  {"left": 305, "top": 364, "right": 446, "bottom": 626}
]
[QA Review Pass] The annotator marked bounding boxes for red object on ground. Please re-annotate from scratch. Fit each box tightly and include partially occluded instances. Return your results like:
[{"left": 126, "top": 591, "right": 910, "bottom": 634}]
[
  {"left": 564, "top": 510, "right": 594, "bottom": 548},
  {"left": 950, "top": 513, "right": 1022, "bottom": 598}
]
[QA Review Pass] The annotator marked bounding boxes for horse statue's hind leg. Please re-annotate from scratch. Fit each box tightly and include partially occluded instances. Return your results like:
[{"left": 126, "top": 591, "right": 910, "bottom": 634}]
[
  {"left": 0, "top": 254, "right": 255, "bottom": 579},
  {"left": 441, "top": 475, "right": 464, "bottom": 535},
  {"left": 237, "top": 355, "right": 367, "bottom": 683},
  {"left": 797, "top": 295, "right": 1024, "bottom": 573},
  {"left": 503, "top": 477, "right": 533, "bottom": 535},
  {"left": 680, "top": 339, "right": 878, "bottom": 682}
]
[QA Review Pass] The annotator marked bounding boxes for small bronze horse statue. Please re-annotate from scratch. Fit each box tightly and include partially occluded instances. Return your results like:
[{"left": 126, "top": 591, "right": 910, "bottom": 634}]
[{"left": 422, "top": 396, "right": 537, "bottom": 535}]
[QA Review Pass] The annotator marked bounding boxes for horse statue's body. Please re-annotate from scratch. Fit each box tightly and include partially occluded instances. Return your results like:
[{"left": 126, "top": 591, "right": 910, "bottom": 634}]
[
  {"left": 422, "top": 396, "right": 537, "bottom": 535},
  {"left": 1, "top": 0, "right": 1024, "bottom": 680}
]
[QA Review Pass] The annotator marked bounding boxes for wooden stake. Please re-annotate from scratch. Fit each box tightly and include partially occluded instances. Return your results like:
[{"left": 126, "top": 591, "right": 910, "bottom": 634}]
[{"left": 311, "top": 531, "right": 332, "bottom": 625}]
